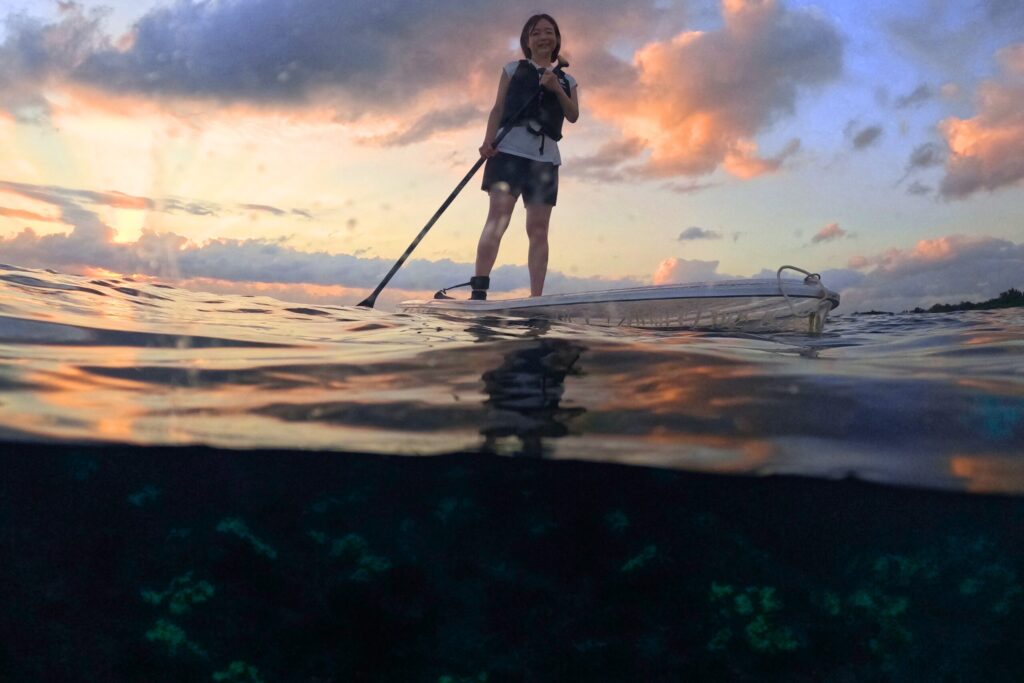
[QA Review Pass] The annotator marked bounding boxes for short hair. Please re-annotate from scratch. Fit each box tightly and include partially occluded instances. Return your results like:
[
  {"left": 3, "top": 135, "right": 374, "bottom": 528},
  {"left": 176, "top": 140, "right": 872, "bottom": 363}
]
[{"left": 520, "top": 14, "right": 561, "bottom": 63}]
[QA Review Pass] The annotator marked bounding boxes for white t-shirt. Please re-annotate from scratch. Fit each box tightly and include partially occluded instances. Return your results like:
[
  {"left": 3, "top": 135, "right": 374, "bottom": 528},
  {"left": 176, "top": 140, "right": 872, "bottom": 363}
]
[{"left": 495, "top": 60, "right": 578, "bottom": 165}]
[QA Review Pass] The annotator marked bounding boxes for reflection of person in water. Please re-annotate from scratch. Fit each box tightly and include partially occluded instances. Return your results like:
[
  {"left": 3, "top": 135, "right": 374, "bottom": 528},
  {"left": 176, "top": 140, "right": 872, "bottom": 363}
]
[{"left": 480, "top": 338, "right": 586, "bottom": 457}]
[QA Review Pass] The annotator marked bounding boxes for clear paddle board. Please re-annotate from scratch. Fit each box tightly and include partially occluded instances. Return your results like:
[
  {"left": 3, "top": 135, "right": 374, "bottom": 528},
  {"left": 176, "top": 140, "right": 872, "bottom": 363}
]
[{"left": 399, "top": 277, "right": 840, "bottom": 333}]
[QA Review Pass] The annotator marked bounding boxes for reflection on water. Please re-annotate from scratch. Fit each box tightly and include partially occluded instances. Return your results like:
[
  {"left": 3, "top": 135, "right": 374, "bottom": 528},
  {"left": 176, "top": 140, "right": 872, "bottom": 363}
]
[
  {"left": 481, "top": 337, "right": 585, "bottom": 457},
  {"left": 0, "top": 264, "right": 1022, "bottom": 492}
]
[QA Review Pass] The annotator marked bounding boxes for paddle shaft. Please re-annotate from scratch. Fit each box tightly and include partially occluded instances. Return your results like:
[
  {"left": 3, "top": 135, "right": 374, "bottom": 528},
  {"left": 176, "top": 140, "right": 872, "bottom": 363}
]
[{"left": 357, "top": 87, "right": 545, "bottom": 308}]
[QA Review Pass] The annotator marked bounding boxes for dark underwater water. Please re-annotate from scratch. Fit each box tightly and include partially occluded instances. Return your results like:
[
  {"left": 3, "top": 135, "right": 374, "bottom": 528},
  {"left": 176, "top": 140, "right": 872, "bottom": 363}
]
[
  {"left": 1, "top": 264, "right": 1023, "bottom": 680},
  {"left": 2, "top": 443, "right": 1023, "bottom": 682}
]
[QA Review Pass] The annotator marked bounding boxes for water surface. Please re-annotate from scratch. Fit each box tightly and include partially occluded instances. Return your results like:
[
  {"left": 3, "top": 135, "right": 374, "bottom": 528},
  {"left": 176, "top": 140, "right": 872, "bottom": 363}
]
[
  {"left": 1, "top": 263, "right": 1021, "bottom": 492},
  {"left": 0, "top": 262, "right": 1019, "bottom": 491}
]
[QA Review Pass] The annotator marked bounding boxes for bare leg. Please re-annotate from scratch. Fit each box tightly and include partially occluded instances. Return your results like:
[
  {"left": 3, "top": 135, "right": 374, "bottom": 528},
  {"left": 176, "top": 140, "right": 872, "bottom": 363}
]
[
  {"left": 475, "top": 189, "right": 517, "bottom": 277},
  {"left": 525, "top": 203, "right": 552, "bottom": 296}
]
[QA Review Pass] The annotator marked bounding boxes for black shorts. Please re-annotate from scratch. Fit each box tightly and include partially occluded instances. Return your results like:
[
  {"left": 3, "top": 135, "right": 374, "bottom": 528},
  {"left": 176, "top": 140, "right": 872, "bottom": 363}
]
[{"left": 481, "top": 152, "right": 559, "bottom": 206}]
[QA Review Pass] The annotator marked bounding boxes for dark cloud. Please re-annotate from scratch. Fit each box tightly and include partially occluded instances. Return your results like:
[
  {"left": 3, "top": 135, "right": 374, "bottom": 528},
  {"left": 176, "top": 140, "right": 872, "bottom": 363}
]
[
  {"left": 0, "top": 4, "right": 111, "bottom": 119},
  {"left": 983, "top": 0, "right": 1024, "bottom": 25},
  {"left": 774, "top": 138, "right": 802, "bottom": 161},
  {"left": 662, "top": 180, "right": 719, "bottom": 194},
  {"left": 0, "top": 0, "right": 675, "bottom": 116},
  {"left": 906, "top": 180, "right": 932, "bottom": 196},
  {"left": 761, "top": 234, "right": 1024, "bottom": 312},
  {"left": 365, "top": 105, "right": 486, "bottom": 147},
  {"left": 238, "top": 204, "right": 314, "bottom": 219},
  {"left": 0, "top": 179, "right": 640, "bottom": 293},
  {"left": 750, "top": 266, "right": 866, "bottom": 293},
  {"left": 845, "top": 122, "right": 883, "bottom": 150},
  {"left": 0, "top": 180, "right": 153, "bottom": 210},
  {"left": 241, "top": 204, "right": 287, "bottom": 216},
  {"left": 569, "top": 137, "right": 647, "bottom": 183},
  {"left": 158, "top": 198, "right": 219, "bottom": 217},
  {"left": 904, "top": 142, "right": 948, "bottom": 175},
  {"left": 75, "top": 0, "right": 451, "bottom": 104},
  {"left": 678, "top": 226, "right": 721, "bottom": 240},
  {"left": 887, "top": 0, "right": 1024, "bottom": 78},
  {"left": 895, "top": 83, "right": 933, "bottom": 108},
  {"left": 0, "top": 221, "right": 641, "bottom": 294},
  {"left": 0, "top": 182, "right": 115, "bottom": 267},
  {"left": 852, "top": 125, "right": 883, "bottom": 149},
  {"left": 895, "top": 138, "right": 958, "bottom": 194},
  {"left": 0, "top": 1, "right": 840, "bottom": 164},
  {"left": 1, "top": 179, "right": 315, "bottom": 221}
]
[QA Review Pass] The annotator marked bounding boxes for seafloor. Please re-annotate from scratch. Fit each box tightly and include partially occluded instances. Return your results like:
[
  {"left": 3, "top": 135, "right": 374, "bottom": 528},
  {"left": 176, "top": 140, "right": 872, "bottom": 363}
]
[{"left": 1, "top": 442, "right": 1022, "bottom": 682}]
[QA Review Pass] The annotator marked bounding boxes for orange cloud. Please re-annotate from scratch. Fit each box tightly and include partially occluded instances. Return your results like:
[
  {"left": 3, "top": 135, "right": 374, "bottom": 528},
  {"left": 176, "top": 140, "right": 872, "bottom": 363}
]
[
  {"left": 859, "top": 236, "right": 976, "bottom": 268},
  {"left": 939, "top": 43, "right": 1024, "bottom": 198},
  {"left": 587, "top": 0, "right": 840, "bottom": 178},
  {"left": 910, "top": 236, "right": 958, "bottom": 261},
  {"left": 653, "top": 257, "right": 680, "bottom": 285},
  {"left": 724, "top": 139, "right": 800, "bottom": 179},
  {"left": 811, "top": 222, "right": 847, "bottom": 244},
  {"left": 0, "top": 185, "right": 71, "bottom": 225},
  {"left": 0, "top": 206, "right": 60, "bottom": 222},
  {"left": 652, "top": 257, "right": 731, "bottom": 285},
  {"left": 104, "top": 191, "right": 151, "bottom": 210},
  {"left": 723, "top": 148, "right": 779, "bottom": 179}
]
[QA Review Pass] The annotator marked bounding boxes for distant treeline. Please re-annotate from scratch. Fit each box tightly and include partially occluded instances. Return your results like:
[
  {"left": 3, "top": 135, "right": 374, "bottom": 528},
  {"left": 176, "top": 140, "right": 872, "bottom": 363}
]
[{"left": 910, "top": 288, "right": 1024, "bottom": 313}]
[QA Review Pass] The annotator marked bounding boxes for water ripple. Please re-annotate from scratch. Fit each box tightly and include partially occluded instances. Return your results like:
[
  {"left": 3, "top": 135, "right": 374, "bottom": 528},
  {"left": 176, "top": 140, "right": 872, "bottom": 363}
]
[{"left": 1, "top": 264, "right": 1021, "bottom": 493}]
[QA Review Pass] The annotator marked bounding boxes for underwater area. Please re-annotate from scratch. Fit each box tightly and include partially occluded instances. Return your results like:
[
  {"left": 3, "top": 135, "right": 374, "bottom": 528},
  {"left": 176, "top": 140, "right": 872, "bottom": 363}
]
[{"left": 1, "top": 264, "right": 1023, "bottom": 681}]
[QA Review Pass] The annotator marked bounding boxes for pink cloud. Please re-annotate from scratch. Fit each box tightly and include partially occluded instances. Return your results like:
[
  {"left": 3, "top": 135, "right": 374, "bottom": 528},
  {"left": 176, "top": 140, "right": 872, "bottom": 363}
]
[
  {"left": 910, "top": 236, "right": 959, "bottom": 261},
  {"left": 847, "top": 254, "right": 869, "bottom": 269},
  {"left": 811, "top": 222, "right": 847, "bottom": 244},
  {"left": 652, "top": 257, "right": 734, "bottom": 285},
  {"left": 587, "top": 0, "right": 840, "bottom": 178},
  {"left": 838, "top": 235, "right": 1024, "bottom": 312},
  {"left": 939, "top": 43, "right": 1024, "bottom": 198},
  {"left": 851, "top": 236, "right": 971, "bottom": 270}
]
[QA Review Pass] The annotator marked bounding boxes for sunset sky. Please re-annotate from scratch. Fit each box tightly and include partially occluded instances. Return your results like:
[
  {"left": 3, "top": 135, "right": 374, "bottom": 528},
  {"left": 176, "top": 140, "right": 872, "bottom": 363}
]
[{"left": 1, "top": 0, "right": 1022, "bottom": 311}]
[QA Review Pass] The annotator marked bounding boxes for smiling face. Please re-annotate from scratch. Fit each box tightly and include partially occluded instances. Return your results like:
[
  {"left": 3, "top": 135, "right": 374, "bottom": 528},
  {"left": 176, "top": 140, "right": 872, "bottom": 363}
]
[
  {"left": 529, "top": 19, "right": 557, "bottom": 60},
  {"left": 520, "top": 14, "right": 561, "bottom": 63}
]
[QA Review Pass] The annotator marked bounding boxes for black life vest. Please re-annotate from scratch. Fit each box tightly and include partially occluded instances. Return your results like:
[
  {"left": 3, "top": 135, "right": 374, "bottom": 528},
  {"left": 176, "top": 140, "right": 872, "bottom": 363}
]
[{"left": 500, "top": 60, "right": 572, "bottom": 147}]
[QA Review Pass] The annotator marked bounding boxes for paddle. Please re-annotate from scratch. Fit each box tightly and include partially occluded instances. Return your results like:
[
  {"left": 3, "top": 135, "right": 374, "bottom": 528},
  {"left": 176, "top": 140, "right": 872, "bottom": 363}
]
[{"left": 356, "top": 86, "right": 546, "bottom": 309}]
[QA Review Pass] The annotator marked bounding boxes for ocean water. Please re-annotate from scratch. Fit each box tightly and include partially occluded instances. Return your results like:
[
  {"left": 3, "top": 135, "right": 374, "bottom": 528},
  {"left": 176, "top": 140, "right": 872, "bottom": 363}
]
[
  {"left": 2, "top": 262, "right": 1024, "bottom": 681},
  {"left": 1, "top": 262, "right": 1021, "bottom": 492}
]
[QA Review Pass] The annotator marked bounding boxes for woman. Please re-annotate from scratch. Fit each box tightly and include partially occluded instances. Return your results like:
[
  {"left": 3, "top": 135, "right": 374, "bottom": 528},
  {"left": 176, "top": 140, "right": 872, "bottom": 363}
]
[{"left": 470, "top": 13, "right": 579, "bottom": 300}]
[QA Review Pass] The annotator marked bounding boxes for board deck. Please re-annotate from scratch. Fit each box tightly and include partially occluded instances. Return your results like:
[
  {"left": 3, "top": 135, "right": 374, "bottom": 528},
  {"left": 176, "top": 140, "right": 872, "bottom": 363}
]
[{"left": 399, "top": 278, "right": 841, "bottom": 332}]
